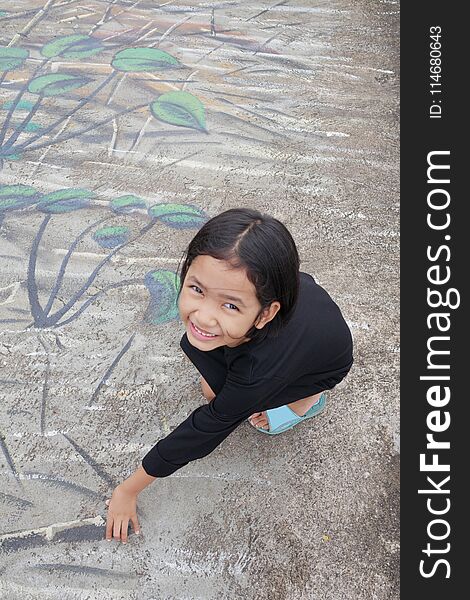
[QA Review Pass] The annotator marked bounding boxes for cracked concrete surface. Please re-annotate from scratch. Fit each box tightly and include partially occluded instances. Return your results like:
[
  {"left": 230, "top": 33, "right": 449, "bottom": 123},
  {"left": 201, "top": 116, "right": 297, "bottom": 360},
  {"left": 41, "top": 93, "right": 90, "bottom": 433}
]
[{"left": 0, "top": 1, "right": 399, "bottom": 598}]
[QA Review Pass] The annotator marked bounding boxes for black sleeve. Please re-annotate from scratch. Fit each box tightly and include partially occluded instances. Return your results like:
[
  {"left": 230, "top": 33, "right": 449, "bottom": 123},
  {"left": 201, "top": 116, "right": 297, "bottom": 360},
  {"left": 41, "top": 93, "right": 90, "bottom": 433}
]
[{"left": 141, "top": 375, "right": 288, "bottom": 477}]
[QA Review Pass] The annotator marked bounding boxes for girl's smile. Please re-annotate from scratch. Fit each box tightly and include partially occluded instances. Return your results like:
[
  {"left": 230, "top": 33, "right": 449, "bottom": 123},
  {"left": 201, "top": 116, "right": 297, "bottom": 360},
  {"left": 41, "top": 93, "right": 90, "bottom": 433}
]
[
  {"left": 178, "top": 255, "right": 280, "bottom": 350},
  {"left": 189, "top": 319, "right": 219, "bottom": 340}
]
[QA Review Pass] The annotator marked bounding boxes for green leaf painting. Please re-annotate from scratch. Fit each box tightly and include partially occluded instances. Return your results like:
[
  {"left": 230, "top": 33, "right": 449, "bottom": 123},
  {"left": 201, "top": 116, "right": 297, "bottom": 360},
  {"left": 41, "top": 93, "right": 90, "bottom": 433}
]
[
  {"left": 41, "top": 35, "right": 104, "bottom": 59},
  {"left": 0, "top": 47, "right": 29, "bottom": 72},
  {"left": 111, "top": 47, "right": 180, "bottom": 72},
  {"left": 0, "top": 184, "right": 38, "bottom": 213},
  {"left": 28, "top": 73, "right": 91, "bottom": 97},
  {"left": 150, "top": 91, "right": 206, "bottom": 131},
  {"left": 2, "top": 100, "right": 36, "bottom": 111},
  {"left": 93, "top": 226, "right": 130, "bottom": 249},
  {"left": 37, "top": 188, "right": 95, "bottom": 213},
  {"left": 111, "top": 195, "right": 146, "bottom": 214},
  {"left": 144, "top": 269, "right": 180, "bottom": 325},
  {"left": 148, "top": 203, "right": 207, "bottom": 229},
  {"left": 15, "top": 121, "right": 42, "bottom": 132}
]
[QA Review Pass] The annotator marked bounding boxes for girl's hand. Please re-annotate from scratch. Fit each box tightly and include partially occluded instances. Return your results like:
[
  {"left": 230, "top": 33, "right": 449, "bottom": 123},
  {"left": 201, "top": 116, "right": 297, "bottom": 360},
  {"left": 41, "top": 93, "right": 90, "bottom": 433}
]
[{"left": 105, "top": 485, "right": 141, "bottom": 543}]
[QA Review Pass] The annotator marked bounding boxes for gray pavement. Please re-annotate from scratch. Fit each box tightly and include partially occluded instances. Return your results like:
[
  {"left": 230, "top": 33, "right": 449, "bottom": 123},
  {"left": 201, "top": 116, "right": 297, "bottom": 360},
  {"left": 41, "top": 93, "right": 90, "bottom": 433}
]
[{"left": 0, "top": 1, "right": 399, "bottom": 598}]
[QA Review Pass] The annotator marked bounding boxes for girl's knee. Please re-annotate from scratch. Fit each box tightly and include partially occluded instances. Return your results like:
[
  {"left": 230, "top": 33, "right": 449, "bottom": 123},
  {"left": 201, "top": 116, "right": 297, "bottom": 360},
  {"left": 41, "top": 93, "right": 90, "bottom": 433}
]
[{"left": 200, "top": 377, "right": 216, "bottom": 402}]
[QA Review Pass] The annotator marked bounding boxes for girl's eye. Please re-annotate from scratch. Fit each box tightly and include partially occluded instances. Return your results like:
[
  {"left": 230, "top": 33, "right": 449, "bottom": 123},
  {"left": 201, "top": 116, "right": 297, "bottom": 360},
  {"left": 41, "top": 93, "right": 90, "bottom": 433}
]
[
  {"left": 224, "top": 303, "right": 239, "bottom": 311},
  {"left": 189, "top": 286, "right": 238, "bottom": 311}
]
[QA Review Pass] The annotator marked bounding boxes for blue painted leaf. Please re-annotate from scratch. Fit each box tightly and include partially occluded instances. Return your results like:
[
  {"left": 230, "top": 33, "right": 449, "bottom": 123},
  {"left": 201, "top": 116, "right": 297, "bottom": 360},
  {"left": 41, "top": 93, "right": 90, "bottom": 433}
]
[
  {"left": 0, "top": 47, "right": 28, "bottom": 72},
  {"left": 150, "top": 91, "right": 206, "bottom": 131},
  {"left": 4, "top": 153, "right": 22, "bottom": 161},
  {"left": 41, "top": 35, "right": 104, "bottom": 59},
  {"left": 37, "top": 188, "right": 95, "bottom": 213},
  {"left": 111, "top": 47, "right": 180, "bottom": 72},
  {"left": 0, "top": 184, "right": 38, "bottom": 213},
  {"left": 148, "top": 203, "right": 207, "bottom": 229},
  {"left": 144, "top": 270, "right": 180, "bottom": 325},
  {"left": 28, "top": 73, "right": 91, "bottom": 97},
  {"left": 2, "top": 100, "right": 36, "bottom": 111},
  {"left": 92, "top": 226, "right": 130, "bottom": 249},
  {"left": 14, "top": 121, "right": 42, "bottom": 132},
  {"left": 111, "top": 195, "right": 146, "bottom": 214}
]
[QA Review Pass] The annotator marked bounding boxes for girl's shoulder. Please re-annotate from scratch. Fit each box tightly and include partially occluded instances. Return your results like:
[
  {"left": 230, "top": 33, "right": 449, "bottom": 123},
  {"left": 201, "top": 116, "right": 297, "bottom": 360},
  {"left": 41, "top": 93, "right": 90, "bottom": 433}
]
[
  {"left": 224, "top": 270, "right": 350, "bottom": 383},
  {"left": 298, "top": 270, "right": 339, "bottom": 307}
]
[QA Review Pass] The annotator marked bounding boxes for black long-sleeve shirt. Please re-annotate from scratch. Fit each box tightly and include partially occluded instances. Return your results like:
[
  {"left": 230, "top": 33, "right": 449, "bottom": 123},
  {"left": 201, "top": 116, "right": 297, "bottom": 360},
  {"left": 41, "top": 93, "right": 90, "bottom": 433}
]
[{"left": 141, "top": 272, "right": 353, "bottom": 477}]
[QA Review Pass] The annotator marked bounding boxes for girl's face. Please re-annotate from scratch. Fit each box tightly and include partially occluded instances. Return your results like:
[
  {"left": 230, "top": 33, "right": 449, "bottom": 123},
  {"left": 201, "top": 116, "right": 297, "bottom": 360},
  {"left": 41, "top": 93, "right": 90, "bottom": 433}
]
[{"left": 178, "top": 255, "right": 280, "bottom": 350}]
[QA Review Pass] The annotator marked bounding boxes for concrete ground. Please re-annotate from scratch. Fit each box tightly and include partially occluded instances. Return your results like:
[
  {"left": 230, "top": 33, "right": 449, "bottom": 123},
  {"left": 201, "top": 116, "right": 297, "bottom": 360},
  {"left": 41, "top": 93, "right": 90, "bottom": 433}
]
[{"left": 0, "top": 1, "right": 399, "bottom": 598}]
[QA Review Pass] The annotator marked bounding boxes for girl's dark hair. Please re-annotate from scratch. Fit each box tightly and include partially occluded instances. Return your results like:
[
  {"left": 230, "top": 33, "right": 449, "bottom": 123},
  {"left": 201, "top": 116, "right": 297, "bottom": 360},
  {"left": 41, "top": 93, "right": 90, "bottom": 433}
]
[{"left": 176, "top": 207, "right": 300, "bottom": 344}]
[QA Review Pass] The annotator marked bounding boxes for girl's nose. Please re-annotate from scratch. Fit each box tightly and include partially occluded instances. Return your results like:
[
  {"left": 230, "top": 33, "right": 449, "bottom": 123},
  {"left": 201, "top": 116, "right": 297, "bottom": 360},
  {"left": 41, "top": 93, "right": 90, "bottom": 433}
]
[
  {"left": 196, "top": 314, "right": 217, "bottom": 329},
  {"left": 198, "top": 319, "right": 217, "bottom": 330}
]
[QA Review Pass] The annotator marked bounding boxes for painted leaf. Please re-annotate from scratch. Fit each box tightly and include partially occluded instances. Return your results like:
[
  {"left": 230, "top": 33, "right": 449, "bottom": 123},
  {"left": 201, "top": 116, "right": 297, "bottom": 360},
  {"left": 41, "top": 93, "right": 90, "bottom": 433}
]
[
  {"left": 148, "top": 203, "right": 207, "bottom": 229},
  {"left": 41, "top": 35, "right": 104, "bottom": 59},
  {"left": 150, "top": 91, "right": 206, "bottom": 131},
  {"left": 0, "top": 47, "right": 28, "bottom": 72},
  {"left": 111, "top": 47, "right": 180, "bottom": 72},
  {"left": 0, "top": 184, "right": 38, "bottom": 213},
  {"left": 93, "top": 226, "right": 130, "bottom": 249},
  {"left": 14, "top": 121, "right": 42, "bottom": 132},
  {"left": 37, "top": 188, "right": 95, "bottom": 213},
  {"left": 144, "top": 270, "right": 180, "bottom": 325},
  {"left": 2, "top": 100, "right": 36, "bottom": 111},
  {"left": 111, "top": 195, "right": 146, "bottom": 214},
  {"left": 28, "top": 73, "right": 90, "bottom": 97}
]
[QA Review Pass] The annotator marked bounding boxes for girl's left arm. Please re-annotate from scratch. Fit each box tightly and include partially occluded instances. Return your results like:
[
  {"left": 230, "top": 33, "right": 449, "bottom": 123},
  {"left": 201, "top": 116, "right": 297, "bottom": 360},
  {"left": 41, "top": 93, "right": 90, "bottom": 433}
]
[{"left": 105, "top": 466, "right": 157, "bottom": 543}]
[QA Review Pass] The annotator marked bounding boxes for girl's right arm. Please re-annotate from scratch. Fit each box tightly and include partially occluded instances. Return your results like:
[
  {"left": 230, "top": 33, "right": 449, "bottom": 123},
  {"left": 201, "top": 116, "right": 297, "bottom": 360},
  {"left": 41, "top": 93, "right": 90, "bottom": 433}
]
[
  {"left": 105, "top": 466, "right": 156, "bottom": 543},
  {"left": 120, "top": 465, "right": 157, "bottom": 495}
]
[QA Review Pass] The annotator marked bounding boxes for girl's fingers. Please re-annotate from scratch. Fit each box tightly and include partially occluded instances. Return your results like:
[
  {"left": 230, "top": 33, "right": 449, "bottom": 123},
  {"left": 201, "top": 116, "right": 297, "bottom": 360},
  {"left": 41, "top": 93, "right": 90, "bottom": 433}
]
[
  {"left": 105, "top": 515, "right": 113, "bottom": 540},
  {"left": 121, "top": 520, "right": 129, "bottom": 544},
  {"left": 113, "top": 520, "right": 122, "bottom": 541},
  {"left": 131, "top": 515, "right": 141, "bottom": 535},
  {"left": 104, "top": 500, "right": 139, "bottom": 543}
]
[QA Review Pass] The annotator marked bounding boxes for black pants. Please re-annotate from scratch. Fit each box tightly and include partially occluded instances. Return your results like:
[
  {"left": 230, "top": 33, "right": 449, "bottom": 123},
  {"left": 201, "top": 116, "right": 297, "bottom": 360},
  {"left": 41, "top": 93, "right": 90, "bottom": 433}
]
[{"left": 180, "top": 334, "right": 352, "bottom": 408}]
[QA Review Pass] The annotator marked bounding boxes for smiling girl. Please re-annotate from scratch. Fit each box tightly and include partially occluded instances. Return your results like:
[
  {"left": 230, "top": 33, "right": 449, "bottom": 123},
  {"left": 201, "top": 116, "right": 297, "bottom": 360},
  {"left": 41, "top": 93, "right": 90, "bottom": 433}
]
[{"left": 105, "top": 208, "right": 353, "bottom": 543}]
